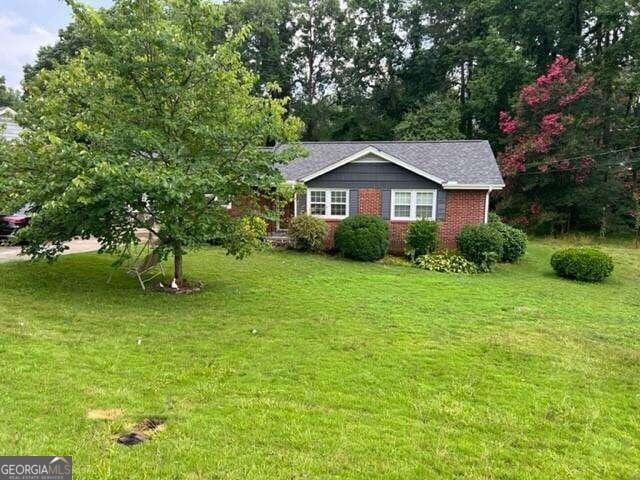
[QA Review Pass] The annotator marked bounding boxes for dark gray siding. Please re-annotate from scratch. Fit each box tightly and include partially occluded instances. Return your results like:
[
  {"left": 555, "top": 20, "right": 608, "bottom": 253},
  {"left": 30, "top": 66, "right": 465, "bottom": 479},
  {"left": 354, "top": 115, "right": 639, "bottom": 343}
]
[
  {"left": 306, "top": 162, "right": 445, "bottom": 220},
  {"left": 306, "top": 162, "right": 441, "bottom": 190},
  {"left": 349, "top": 189, "right": 358, "bottom": 216},
  {"left": 381, "top": 190, "right": 391, "bottom": 220},
  {"left": 436, "top": 190, "right": 446, "bottom": 221}
]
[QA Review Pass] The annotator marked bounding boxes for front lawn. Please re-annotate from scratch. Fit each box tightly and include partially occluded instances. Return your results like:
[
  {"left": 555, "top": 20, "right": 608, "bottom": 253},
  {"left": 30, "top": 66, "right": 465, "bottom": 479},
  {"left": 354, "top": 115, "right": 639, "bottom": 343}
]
[{"left": 0, "top": 239, "right": 639, "bottom": 479}]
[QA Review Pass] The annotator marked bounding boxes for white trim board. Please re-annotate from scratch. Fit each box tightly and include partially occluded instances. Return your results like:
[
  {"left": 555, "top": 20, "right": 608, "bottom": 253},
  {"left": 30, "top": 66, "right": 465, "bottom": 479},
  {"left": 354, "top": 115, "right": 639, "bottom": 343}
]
[
  {"left": 299, "top": 146, "right": 446, "bottom": 185},
  {"left": 443, "top": 183, "right": 504, "bottom": 190}
]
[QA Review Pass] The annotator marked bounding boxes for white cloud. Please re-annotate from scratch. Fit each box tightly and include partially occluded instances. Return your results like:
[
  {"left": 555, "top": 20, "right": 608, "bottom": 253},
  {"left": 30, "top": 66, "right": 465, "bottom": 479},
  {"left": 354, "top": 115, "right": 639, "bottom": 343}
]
[{"left": 0, "top": 14, "right": 58, "bottom": 90}]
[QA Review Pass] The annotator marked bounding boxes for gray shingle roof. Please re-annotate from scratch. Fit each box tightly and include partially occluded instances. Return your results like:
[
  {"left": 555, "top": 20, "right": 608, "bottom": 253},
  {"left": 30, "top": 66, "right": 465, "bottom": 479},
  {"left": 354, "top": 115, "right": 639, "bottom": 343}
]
[{"left": 279, "top": 141, "right": 504, "bottom": 187}]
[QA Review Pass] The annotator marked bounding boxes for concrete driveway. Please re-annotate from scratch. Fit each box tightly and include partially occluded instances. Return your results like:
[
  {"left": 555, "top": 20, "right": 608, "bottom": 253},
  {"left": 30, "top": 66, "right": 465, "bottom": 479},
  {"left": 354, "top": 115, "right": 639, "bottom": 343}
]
[{"left": 0, "top": 238, "right": 102, "bottom": 263}]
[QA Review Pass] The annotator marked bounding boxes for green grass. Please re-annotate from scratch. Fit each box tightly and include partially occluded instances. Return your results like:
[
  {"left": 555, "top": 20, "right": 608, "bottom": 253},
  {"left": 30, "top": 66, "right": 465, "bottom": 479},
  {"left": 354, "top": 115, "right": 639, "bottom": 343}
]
[{"left": 0, "top": 240, "right": 639, "bottom": 479}]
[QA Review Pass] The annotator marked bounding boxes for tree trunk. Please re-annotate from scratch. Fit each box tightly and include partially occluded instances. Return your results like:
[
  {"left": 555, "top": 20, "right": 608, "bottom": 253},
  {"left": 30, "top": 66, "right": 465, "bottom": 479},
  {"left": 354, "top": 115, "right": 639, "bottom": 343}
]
[{"left": 173, "top": 243, "right": 184, "bottom": 285}]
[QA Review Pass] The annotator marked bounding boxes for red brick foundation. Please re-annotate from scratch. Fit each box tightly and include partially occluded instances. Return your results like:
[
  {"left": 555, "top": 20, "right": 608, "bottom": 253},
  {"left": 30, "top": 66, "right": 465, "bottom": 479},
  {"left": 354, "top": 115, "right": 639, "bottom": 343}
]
[
  {"left": 358, "top": 188, "right": 381, "bottom": 215},
  {"left": 389, "top": 221, "right": 410, "bottom": 254},
  {"left": 324, "top": 220, "right": 341, "bottom": 250}
]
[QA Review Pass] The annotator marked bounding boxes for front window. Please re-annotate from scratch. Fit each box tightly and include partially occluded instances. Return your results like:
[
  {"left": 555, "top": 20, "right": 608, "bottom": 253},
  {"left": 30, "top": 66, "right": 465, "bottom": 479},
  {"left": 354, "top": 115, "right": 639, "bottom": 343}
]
[
  {"left": 416, "top": 191, "right": 434, "bottom": 219},
  {"left": 331, "top": 190, "right": 347, "bottom": 216},
  {"left": 392, "top": 190, "right": 436, "bottom": 220},
  {"left": 393, "top": 192, "right": 412, "bottom": 218},
  {"left": 307, "top": 189, "right": 349, "bottom": 218},
  {"left": 310, "top": 190, "right": 326, "bottom": 215}
]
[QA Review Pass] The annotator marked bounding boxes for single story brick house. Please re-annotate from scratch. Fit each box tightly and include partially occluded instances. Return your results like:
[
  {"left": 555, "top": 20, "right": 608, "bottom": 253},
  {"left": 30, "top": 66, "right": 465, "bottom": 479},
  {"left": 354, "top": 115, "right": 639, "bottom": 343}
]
[{"left": 277, "top": 141, "right": 505, "bottom": 253}]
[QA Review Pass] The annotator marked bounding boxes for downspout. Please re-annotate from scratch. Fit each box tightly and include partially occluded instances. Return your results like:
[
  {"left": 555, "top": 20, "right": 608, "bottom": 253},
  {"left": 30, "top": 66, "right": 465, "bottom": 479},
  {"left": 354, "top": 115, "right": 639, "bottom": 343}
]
[{"left": 484, "top": 186, "right": 493, "bottom": 223}]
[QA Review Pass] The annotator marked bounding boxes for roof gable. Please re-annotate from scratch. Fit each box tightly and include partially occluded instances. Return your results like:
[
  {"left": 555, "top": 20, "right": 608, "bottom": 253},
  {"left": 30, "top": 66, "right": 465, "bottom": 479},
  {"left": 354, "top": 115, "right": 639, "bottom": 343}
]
[
  {"left": 280, "top": 141, "right": 504, "bottom": 189},
  {"left": 299, "top": 146, "right": 446, "bottom": 185}
]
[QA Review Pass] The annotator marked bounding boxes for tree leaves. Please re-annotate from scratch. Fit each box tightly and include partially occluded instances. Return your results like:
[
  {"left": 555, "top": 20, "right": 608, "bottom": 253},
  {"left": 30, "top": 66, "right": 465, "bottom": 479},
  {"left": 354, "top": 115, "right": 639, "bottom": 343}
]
[{"left": 2, "top": 0, "right": 303, "bottom": 273}]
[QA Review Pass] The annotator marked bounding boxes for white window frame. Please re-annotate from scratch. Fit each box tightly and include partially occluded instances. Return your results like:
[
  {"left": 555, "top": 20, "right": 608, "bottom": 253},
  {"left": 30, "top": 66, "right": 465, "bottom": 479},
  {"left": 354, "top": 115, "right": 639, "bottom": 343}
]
[
  {"left": 306, "top": 188, "right": 349, "bottom": 219},
  {"left": 391, "top": 189, "right": 437, "bottom": 221}
]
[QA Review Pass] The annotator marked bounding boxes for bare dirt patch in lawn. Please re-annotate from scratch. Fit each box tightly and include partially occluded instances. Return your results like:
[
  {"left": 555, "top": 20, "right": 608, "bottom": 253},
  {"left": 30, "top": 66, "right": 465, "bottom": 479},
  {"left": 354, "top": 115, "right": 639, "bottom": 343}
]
[
  {"left": 116, "top": 417, "right": 166, "bottom": 446},
  {"left": 86, "top": 408, "right": 124, "bottom": 420}
]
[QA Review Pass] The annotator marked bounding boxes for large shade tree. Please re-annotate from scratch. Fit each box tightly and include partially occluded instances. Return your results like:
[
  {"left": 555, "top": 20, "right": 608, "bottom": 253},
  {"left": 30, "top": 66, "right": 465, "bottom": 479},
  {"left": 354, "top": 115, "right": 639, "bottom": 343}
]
[{"left": 0, "top": 0, "right": 303, "bottom": 287}]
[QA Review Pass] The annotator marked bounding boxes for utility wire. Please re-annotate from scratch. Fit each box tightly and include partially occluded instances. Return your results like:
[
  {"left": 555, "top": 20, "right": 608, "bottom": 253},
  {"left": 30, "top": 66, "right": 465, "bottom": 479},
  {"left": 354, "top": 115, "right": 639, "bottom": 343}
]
[
  {"left": 501, "top": 144, "right": 640, "bottom": 170},
  {"left": 513, "top": 155, "right": 640, "bottom": 175}
]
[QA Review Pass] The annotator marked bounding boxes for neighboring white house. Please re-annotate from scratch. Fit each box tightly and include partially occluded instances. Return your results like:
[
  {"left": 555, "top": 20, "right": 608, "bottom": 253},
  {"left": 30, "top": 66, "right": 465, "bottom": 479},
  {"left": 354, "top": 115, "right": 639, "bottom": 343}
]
[{"left": 0, "top": 107, "right": 22, "bottom": 141}]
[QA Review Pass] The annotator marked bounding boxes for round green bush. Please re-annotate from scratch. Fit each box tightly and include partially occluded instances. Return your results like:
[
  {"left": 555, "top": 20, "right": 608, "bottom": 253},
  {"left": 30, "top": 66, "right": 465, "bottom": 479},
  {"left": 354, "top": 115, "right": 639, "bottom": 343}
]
[
  {"left": 489, "top": 221, "right": 528, "bottom": 263},
  {"left": 487, "top": 212, "right": 502, "bottom": 224},
  {"left": 288, "top": 214, "right": 328, "bottom": 252},
  {"left": 334, "top": 214, "right": 389, "bottom": 261},
  {"left": 405, "top": 220, "right": 439, "bottom": 259},
  {"left": 550, "top": 247, "right": 614, "bottom": 282},
  {"left": 456, "top": 224, "right": 504, "bottom": 272}
]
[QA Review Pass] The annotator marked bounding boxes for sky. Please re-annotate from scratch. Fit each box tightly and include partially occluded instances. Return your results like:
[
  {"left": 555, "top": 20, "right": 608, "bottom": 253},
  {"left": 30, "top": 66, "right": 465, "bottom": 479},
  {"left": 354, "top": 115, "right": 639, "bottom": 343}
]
[{"left": 0, "top": 0, "right": 113, "bottom": 90}]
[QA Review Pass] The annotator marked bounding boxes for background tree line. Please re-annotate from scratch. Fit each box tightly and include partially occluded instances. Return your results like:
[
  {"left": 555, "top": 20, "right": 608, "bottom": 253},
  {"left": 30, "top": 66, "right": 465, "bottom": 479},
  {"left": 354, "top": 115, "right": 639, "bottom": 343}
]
[{"left": 1, "top": 0, "right": 639, "bottom": 237}]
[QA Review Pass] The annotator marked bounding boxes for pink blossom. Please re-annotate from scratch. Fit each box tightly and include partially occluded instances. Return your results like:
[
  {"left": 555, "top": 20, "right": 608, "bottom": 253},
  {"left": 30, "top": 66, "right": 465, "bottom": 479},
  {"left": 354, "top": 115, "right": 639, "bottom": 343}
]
[
  {"left": 499, "top": 150, "right": 526, "bottom": 177},
  {"left": 580, "top": 156, "right": 594, "bottom": 169},
  {"left": 540, "top": 113, "right": 565, "bottom": 136},
  {"left": 520, "top": 56, "right": 579, "bottom": 108},
  {"left": 532, "top": 134, "right": 552, "bottom": 153},
  {"left": 537, "top": 56, "right": 574, "bottom": 87},
  {"left": 559, "top": 77, "right": 593, "bottom": 107},
  {"left": 499, "top": 111, "right": 519, "bottom": 135},
  {"left": 521, "top": 84, "right": 551, "bottom": 108}
]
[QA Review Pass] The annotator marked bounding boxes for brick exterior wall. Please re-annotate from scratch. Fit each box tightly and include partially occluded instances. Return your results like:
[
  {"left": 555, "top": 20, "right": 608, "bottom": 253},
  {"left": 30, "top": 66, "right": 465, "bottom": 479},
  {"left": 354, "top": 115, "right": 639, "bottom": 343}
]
[
  {"left": 358, "top": 188, "right": 381, "bottom": 215},
  {"left": 324, "top": 220, "right": 341, "bottom": 250},
  {"left": 317, "top": 189, "right": 487, "bottom": 254},
  {"left": 389, "top": 221, "right": 410, "bottom": 254},
  {"left": 437, "top": 190, "right": 487, "bottom": 249}
]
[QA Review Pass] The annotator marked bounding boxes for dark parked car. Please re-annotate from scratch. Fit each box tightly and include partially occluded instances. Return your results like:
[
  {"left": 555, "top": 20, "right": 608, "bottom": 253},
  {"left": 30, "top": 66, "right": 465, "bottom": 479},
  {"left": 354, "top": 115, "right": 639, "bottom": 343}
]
[{"left": 0, "top": 205, "right": 31, "bottom": 241}]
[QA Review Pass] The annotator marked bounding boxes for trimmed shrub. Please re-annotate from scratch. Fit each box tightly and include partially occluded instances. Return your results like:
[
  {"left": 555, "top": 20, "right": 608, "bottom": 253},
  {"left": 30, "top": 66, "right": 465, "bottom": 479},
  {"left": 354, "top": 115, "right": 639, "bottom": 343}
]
[
  {"left": 405, "top": 220, "right": 438, "bottom": 259},
  {"left": 487, "top": 212, "right": 502, "bottom": 224},
  {"left": 456, "top": 224, "right": 504, "bottom": 272},
  {"left": 415, "top": 252, "right": 477, "bottom": 274},
  {"left": 208, "top": 216, "right": 266, "bottom": 247},
  {"left": 288, "top": 214, "right": 327, "bottom": 252},
  {"left": 550, "top": 247, "right": 614, "bottom": 282},
  {"left": 334, "top": 214, "right": 389, "bottom": 261},
  {"left": 240, "top": 215, "right": 267, "bottom": 240},
  {"left": 489, "top": 221, "right": 528, "bottom": 263}
]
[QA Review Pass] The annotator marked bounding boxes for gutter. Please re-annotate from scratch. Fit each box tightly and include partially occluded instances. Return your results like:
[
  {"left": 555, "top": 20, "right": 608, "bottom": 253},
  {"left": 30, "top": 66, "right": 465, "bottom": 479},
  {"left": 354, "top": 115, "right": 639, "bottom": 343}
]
[{"left": 443, "top": 182, "right": 505, "bottom": 190}]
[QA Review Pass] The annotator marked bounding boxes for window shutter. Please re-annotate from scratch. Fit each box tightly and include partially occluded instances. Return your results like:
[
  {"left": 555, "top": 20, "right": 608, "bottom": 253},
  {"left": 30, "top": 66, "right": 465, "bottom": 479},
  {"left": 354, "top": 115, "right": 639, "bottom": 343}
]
[
  {"left": 349, "top": 189, "right": 358, "bottom": 216},
  {"left": 296, "top": 193, "right": 306, "bottom": 216},
  {"left": 436, "top": 190, "right": 446, "bottom": 221},
  {"left": 381, "top": 190, "right": 391, "bottom": 220}
]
